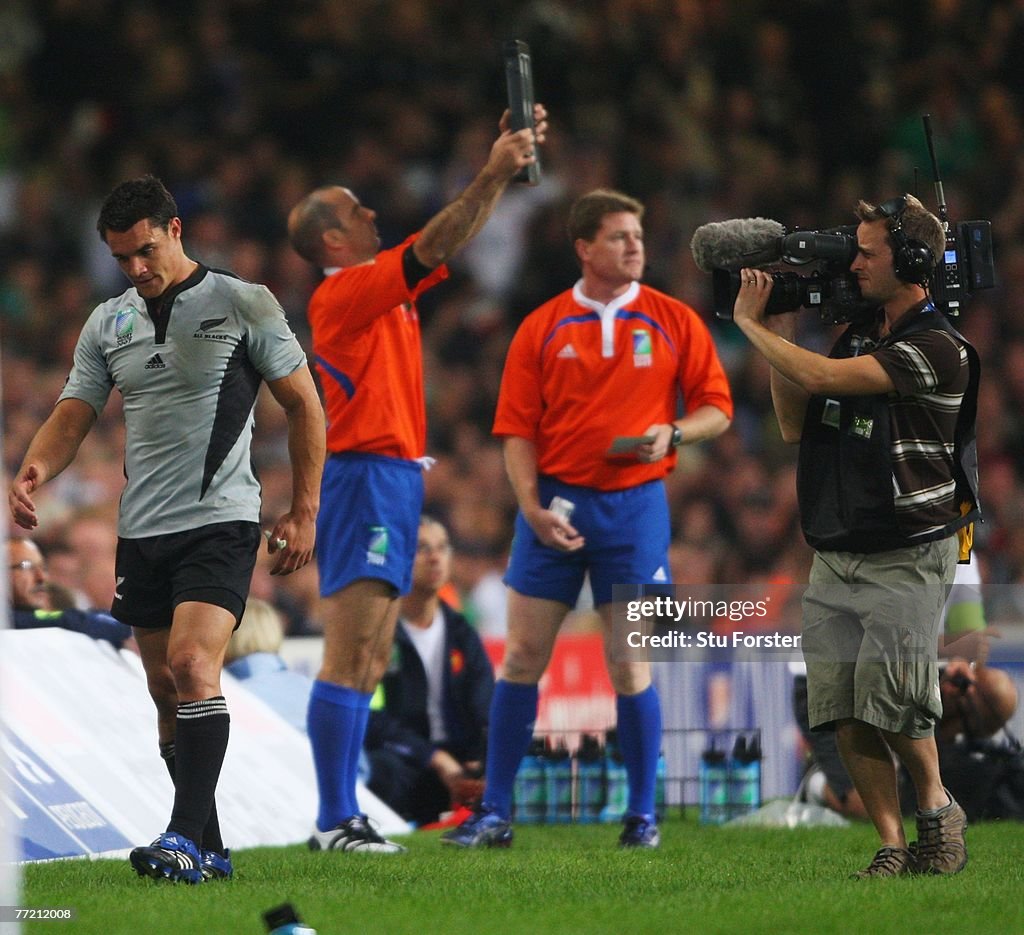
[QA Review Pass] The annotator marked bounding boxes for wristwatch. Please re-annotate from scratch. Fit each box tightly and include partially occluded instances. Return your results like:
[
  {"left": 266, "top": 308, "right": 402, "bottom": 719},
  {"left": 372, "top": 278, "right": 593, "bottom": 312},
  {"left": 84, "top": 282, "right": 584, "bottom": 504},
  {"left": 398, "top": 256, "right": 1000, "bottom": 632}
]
[{"left": 669, "top": 424, "right": 683, "bottom": 447}]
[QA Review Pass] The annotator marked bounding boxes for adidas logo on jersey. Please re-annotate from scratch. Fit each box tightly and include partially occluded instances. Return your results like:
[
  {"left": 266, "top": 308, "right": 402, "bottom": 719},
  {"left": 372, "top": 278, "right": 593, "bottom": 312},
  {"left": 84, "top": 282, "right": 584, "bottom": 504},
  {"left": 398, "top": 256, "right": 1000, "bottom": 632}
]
[
  {"left": 557, "top": 343, "right": 578, "bottom": 359},
  {"left": 652, "top": 566, "right": 668, "bottom": 582},
  {"left": 144, "top": 354, "right": 166, "bottom": 370}
]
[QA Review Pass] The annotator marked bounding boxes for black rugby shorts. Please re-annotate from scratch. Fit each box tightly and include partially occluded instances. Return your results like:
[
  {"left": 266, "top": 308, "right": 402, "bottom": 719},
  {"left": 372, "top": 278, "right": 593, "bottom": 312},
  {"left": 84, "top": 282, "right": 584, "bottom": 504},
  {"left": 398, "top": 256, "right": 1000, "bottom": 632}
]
[{"left": 111, "top": 521, "right": 261, "bottom": 629}]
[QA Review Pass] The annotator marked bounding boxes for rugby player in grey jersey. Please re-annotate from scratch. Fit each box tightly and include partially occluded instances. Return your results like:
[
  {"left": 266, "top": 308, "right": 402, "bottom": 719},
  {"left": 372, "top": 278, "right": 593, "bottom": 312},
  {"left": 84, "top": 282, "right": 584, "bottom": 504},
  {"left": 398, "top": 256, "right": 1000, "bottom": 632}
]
[{"left": 8, "top": 175, "right": 325, "bottom": 884}]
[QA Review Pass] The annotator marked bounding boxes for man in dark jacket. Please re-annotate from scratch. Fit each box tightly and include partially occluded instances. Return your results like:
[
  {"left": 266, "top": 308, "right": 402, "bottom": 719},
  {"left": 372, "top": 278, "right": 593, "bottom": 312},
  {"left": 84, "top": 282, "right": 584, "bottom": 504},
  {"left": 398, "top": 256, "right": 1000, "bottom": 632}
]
[
  {"left": 364, "top": 516, "right": 495, "bottom": 826},
  {"left": 9, "top": 536, "right": 132, "bottom": 648}
]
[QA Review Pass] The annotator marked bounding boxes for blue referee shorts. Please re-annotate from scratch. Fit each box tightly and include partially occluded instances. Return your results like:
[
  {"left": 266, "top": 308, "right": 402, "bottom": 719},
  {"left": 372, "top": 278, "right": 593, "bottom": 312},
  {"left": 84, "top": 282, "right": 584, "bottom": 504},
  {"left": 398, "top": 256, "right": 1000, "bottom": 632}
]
[
  {"left": 317, "top": 452, "right": 424, "bottom": 598},
  {"left": 504, "top": 477, "right": 671, "bottom": 607}
]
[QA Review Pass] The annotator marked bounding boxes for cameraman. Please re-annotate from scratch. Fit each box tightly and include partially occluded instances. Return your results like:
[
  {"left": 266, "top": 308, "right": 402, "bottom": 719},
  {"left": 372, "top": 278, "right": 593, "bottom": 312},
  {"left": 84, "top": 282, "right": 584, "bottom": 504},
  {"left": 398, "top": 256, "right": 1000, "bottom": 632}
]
[{"left": 733, "top": 193, "right": 980, "bottom": 879}]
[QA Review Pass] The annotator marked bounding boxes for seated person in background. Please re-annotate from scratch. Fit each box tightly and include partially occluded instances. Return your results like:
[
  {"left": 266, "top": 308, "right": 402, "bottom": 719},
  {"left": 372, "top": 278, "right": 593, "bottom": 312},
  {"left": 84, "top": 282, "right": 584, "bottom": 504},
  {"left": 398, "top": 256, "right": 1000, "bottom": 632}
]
[
  {"left": 895, "top": 656, "right": 1020, "bottom": 820},
  {"left": 9, "top": 537, "right": 133, "bottom": 649},
  {"left": 935, "top": 657, "right": 1018, "bottom": 745},
  {"left": 793, "top": 670, "right": 869, "bottom": 820},
  {"left": 795, "top": 557, "right": 1016, "bottom": 820},
  {"left": 796, "top": 656, "right": 1018, "bottom": 820},
  {"left": 364, "top": 515, "right": 495, "bottom": 827},
  {"left": 224, "top": 597, "right": 312, "bottom": 734}
]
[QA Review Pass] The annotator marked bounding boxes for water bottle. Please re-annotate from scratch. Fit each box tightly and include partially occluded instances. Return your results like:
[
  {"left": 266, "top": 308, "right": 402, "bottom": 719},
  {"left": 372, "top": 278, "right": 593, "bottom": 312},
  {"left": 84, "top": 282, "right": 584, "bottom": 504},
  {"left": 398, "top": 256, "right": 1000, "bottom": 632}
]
[
  {"left": 513, "top": 737, "right": 547, "bottom": 823},
  {"left": 655, "top": 749, "right": 667, "bottom": 821},
  {"left": 544, "top": 739, "right": 573, "bottom": 823},
  {"left": 548, "top": 496, "right": 575, "bottom": 522},
  {"left": 264, "top": 903, "right": 317, "bottom": 935},
  {"left": 699, "top": 741, "right": 728, "bottom": 825},
  {"left": 729, "top": 734, "right": 762, "bottom": 818},
  {"left": 745, "top": 734, "right": 763, "bottom": 810},
  {"left": 599, "top": 729, "right": 628, "bottom": 823},
  {"left": 574, "top": 734, "right": 605, "bottom": 824}
]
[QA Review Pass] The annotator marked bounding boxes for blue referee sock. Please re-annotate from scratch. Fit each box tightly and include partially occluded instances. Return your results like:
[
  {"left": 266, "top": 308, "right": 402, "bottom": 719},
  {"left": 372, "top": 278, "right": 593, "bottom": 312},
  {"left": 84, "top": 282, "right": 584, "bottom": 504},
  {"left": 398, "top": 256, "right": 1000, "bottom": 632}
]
[
  {"left": 483, "top": 680, "right": 539, "bottom": 820},
  {"left": 307, "top": 680, "right": 372, "bottom": 831},
  {"left": 616, "top": 684, "right": 662, "bottom": 820},
  {"left": 348, "top": 701, "right": 371, "bottom": 811}
]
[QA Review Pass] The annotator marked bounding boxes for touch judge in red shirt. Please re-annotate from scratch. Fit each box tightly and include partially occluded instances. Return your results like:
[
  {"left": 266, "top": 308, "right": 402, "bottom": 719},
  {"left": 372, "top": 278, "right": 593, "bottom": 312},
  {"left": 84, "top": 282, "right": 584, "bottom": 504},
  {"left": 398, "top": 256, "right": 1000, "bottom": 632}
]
[{"left": 287, "top": 104, "right": 547, "bottom": 854}]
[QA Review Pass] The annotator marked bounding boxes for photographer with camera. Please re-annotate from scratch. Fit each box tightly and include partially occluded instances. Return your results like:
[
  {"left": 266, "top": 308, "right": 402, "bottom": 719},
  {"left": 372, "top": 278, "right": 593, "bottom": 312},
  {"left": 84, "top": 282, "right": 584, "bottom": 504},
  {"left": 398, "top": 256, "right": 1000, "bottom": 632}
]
[{"left": 733, "top": 193, "right": 980, "bottom": 879}]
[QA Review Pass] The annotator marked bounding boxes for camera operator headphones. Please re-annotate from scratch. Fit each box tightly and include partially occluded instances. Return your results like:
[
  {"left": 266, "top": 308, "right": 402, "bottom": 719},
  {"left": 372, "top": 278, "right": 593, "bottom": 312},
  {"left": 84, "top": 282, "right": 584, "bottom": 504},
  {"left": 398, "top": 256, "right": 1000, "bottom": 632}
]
[{"left": 877, "top": 195, "right": 935, "bottom": 286}]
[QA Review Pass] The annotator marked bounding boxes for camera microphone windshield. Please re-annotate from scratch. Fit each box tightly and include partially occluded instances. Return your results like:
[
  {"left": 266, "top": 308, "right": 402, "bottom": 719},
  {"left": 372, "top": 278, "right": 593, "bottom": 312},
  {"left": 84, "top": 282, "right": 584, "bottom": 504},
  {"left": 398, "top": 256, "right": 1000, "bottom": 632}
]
[
  {"left": 692, "top": 218, "right": 868, "bottom": 324},
  {"left": 689, "top": 217, "right": 786, "bottom": 273}
]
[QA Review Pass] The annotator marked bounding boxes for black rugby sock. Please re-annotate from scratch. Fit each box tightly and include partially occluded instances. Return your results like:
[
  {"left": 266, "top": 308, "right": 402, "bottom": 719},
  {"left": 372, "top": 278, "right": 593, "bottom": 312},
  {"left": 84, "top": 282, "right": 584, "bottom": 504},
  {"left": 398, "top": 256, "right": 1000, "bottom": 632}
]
[
  {"left": 166, "top": 697, "right": 230, "bottom": 848},
  {"left": 159, "top": 741, "right": 176, "bottom": 783},
  {"left": 159, "top": 741, "right": 226, "bottom": 854}
]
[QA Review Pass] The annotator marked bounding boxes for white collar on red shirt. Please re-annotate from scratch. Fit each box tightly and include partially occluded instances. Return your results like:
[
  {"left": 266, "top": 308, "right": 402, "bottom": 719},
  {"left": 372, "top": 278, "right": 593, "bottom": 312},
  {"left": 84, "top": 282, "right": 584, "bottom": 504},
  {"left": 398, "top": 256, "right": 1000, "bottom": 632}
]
[{"left": 572, "top": 280, "right": 640, "bottom": 357}]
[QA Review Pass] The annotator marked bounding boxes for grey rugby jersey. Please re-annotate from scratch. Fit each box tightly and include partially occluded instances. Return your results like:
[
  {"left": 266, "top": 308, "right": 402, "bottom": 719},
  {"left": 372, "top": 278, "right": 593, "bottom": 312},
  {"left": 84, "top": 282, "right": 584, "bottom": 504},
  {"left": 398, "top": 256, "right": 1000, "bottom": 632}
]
[{"left": 59, "top": 265, "right": 307, "bottom": 538}]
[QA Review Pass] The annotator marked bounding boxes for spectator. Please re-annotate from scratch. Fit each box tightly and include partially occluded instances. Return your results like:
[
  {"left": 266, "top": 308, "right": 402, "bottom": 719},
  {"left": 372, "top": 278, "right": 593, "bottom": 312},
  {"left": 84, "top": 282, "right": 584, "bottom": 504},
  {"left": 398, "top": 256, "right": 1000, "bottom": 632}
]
[
  {"left": 224, "top": 597, "right": 312, "bottom": 735},
  {"left": 8, "top": 536, "right": 132, "bottom": 649},
  {"left": 4, "top": 5, "right": 1024, "bottom": 633},
  {"left": 364, "top": 515, "right": 494, "bottom": 827},
  {"left": 62, "top": 510, "right": 119, "bottom": 611},
  {"left": 936, "top": 657, "right": 1018, "bottom": 744},
  {"left": 797, "top": 661, "right": 1018, "bottom": 821}
]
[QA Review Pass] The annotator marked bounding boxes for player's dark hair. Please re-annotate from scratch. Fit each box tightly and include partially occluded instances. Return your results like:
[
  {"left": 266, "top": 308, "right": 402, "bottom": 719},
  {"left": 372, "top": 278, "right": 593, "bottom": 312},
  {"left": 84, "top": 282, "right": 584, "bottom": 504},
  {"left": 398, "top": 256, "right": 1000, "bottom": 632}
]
[
  {"left": 96, "top": 175, "right": 178, "bottom": 241},
  {"left": 568, "top": 189, "right": 644, "bottom": 244}
]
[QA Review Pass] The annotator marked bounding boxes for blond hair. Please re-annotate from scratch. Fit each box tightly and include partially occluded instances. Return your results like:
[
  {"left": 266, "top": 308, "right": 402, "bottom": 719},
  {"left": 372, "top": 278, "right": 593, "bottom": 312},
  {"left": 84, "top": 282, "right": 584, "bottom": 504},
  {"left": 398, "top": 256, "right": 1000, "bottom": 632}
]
[{"left": 226, "top": 597, "right": 285, "bottom": 661}]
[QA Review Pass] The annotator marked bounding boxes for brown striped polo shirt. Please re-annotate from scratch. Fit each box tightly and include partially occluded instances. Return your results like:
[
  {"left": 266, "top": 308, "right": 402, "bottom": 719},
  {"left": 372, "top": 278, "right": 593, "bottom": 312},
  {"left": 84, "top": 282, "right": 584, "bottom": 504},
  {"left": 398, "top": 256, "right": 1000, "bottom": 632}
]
[{"left": 872, "top": 317, "right": 970, "bottom": 539}]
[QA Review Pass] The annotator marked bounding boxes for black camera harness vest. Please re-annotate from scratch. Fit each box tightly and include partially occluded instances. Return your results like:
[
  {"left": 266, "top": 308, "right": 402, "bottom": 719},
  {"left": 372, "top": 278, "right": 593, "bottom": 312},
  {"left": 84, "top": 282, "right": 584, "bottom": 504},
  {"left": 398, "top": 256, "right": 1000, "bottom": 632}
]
[{"left": 797, "top": 302, "right": 980, "bottom": 556}]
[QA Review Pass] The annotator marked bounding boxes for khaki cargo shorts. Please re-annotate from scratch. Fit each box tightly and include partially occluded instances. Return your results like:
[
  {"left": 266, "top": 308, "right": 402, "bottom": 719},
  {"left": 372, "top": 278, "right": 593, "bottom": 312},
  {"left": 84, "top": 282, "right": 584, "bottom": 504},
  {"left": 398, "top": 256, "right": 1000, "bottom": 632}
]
[{"left": 802, "top": 536, "right": 958, "bottom": 738}]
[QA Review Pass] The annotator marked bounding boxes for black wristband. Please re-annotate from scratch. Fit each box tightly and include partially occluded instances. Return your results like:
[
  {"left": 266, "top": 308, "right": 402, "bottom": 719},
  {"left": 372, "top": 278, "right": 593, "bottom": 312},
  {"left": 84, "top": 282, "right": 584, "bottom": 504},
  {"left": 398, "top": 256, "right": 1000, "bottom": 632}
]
[
  {"left": 670, "top": 425, "right": 683, "bottom": 447},
  {"left": 402, "top": 242, "right": 435, "bottom": 289}
]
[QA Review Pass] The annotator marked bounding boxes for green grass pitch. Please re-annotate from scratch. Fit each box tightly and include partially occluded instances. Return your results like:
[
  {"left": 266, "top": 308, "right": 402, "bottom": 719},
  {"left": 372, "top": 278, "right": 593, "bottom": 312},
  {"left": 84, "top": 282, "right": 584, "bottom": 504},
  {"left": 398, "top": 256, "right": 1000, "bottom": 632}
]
[{"left": 20, "top": 816, "right": 1024, "bottom": 934}]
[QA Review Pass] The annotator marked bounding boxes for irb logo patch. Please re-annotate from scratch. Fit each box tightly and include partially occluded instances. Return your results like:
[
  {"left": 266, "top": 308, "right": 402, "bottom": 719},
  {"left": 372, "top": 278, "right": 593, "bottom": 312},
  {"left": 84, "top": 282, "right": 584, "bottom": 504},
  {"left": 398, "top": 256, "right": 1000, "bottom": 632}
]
[
  {"left": 632, "top": 330, "right": 652, "bottom": 367},
  {"left": 115, "top": 309, "right": 135, "bottom": 347},
  {"left": 367, "top": 525, "right": 388, "bottom": 566}
]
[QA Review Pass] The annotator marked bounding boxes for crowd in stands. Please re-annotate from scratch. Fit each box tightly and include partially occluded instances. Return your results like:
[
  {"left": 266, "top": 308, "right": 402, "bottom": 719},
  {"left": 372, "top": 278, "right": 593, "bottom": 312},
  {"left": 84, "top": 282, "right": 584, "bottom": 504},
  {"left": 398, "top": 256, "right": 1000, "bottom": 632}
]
[{"left": 5, "top": 0, "right": 1024, "bottom": 635}]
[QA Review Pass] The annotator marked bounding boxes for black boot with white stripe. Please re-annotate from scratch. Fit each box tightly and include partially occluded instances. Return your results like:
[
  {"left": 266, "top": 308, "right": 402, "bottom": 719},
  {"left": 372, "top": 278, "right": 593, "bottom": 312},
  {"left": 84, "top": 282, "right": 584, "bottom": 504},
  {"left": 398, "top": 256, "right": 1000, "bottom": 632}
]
[{"left": 130, "top": 831, "right": 204, "bottom": 884}]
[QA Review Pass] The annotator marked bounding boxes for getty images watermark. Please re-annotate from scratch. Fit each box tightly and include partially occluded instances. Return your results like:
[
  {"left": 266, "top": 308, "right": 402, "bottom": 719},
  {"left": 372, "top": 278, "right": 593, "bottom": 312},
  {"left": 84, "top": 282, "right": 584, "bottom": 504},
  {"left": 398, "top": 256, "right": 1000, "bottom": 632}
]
[
  {"left": 604, "top": 581, "right": 1024, "bottom": 665},
  {"left": 609, "top": 584, "right": 805, "bottom": 663},
  {"left": 611, "top": 581, "right": 1024, "bottom": 664},
  {"left": 624, "top": 595, "right": 801, "bottom": 651}
]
